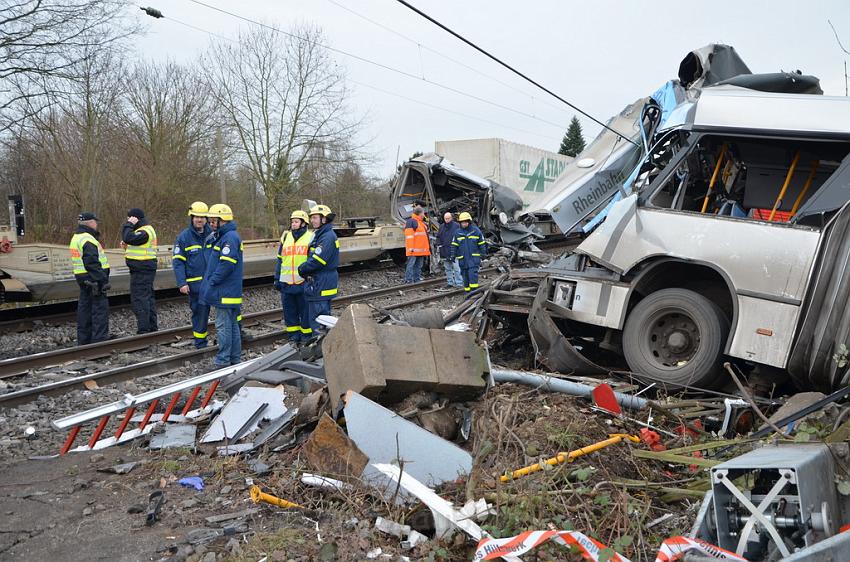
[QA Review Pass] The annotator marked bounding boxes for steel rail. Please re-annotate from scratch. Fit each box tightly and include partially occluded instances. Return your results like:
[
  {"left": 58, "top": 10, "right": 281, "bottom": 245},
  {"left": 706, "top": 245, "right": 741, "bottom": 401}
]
[
  {"left": 0, "top": 261, "right": 396, "bottom": 334},
  {"left": 0, "top": 280, "right": 473, "bottom": 408},
  {"left": 0, "top": 272, "right": 488, "bottom": 382}
]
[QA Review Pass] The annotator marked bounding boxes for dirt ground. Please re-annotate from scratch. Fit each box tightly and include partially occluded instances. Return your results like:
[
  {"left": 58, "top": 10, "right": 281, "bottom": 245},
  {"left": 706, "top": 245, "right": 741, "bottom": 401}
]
[{"left": 0, "top": 381, "right": 716, "bottom": 562}]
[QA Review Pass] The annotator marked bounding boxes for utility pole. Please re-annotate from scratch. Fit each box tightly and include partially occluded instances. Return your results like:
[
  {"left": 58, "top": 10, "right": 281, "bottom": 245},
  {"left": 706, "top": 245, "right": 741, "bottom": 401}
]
[{"left": 216, "top": 127, "right": 227, "bottom": 203}]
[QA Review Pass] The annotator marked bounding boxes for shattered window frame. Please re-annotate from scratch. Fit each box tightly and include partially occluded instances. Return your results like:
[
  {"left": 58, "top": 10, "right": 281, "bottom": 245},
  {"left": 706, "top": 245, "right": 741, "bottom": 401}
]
[{"left": 642, "top": 131, "right": 850, "bottom": 226}]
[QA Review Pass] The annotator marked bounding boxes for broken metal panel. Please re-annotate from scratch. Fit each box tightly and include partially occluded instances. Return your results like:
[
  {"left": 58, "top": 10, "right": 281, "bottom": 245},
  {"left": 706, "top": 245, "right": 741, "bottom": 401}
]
[
  {"left": 678, "top": 44, "right": 752, "bottom": 89},
  {"left": 345, "top": 392, "right": 472, "bottom": 487},
  {"left": 789, "top": 199, "right": 850, "bottom": 391},
  {"left": 729, "top": 295, "right": 801, "bottom": 368},
  {"left": 523, "top": 100, "right": 644, "bottom": 234},
  {"left": 575, "top": 195, "right": 820, "bottom": 302},
  {"left": 201, "top": 386, "right": 287, "bottom": 443},
  {"left": 793, "top": 153, "right": 850, "bottom": 223},
  {"left": 527, "top": 282, "right": 607, "bottom": 376},
  {"left": 548, "top": 276, "right": 630, "bottom": 329}
]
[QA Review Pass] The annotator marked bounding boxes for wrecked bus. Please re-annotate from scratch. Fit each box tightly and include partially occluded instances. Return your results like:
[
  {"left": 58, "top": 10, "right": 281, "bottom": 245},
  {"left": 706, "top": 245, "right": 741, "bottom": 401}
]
[{"left": 531, "top": 87, "right": 850, "bottom": 392}]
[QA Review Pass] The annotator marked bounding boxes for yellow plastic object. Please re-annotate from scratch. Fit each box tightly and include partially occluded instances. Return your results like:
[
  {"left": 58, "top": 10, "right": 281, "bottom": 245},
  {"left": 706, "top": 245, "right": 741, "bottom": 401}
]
[
  {"left": 789, "top": 160, "right": 820, "bottom": 216},
  {"left": 458, "top": 212, "right": 472, "bottom": 222},
  {"left": 249, "top": 485, "right": 302, "bottom": 509},
  {"left": 500, "top": 433, "right": 640, "bottom": 483},
  {"left": 700, "top": 144, "right": 728, "bottom": 214},
  {"left": 768, "top": 150, "right": 801, "bottom": 221}
]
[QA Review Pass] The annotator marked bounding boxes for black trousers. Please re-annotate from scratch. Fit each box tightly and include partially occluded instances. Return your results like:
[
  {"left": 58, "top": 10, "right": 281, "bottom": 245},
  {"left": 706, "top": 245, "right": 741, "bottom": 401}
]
[
  {"left": 130, "top": 269, "right": 158, "bottom": 333},
  {"left": 77, "top": 283, "right": 109, "bottom": 345}
]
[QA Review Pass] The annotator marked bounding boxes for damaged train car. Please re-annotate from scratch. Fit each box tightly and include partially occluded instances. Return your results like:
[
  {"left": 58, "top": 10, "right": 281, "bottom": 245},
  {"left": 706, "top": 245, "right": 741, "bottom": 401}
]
[
  {"left": 496, "top": 46, "right": 850, "bottom": 393},
  {"left": 390, "top": 153, "right": 543, "bottom": 248}
]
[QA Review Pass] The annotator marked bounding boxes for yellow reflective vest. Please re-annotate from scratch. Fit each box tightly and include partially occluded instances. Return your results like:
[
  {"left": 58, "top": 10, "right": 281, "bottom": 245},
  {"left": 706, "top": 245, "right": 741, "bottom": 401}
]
[
  {"left": 125, "top": 224, "right": 158, "bottom": 260},
  {"left": 278, "top": 229, "right": 313, "bottom": 285},
  {"left": 69, "top": 232, "right": 110, "bottom": 275}
]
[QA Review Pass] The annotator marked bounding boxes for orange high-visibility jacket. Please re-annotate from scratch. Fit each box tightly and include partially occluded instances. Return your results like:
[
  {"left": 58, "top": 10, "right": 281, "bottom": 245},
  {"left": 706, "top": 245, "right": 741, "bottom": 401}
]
[{"left": 404, "top": 214, "right": 431, "bottom": 257}]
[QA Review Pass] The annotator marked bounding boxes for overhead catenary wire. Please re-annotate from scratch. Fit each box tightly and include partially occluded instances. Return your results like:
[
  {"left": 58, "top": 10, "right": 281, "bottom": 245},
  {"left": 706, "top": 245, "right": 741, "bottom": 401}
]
[
  {"left": 183, "top": 0, "right": 567, "bottom": 131},
  {"left": 392, "top": 0, "right": 639, "bottom": 147},
  {"left": 323, "top": 0, "right": 570, "bottom": 117},
  {"left": 139, "top": 6, "right": 554, "bottom": 143},
  {"left": 347, "top": 78, "right": 554, "bottom": 141}
]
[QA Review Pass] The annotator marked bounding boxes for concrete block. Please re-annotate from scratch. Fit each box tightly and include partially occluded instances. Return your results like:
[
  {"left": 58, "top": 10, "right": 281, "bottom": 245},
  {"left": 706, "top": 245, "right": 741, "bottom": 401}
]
[{"left": 323, "top": 304, "right": 488, "bottom": 409}]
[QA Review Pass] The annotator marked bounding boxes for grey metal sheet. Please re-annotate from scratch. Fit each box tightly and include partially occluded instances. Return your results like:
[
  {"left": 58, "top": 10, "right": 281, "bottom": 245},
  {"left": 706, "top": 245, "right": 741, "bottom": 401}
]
[
  {"left": 789, "top": 200, "right": 850, "bottom": 390},
  {"left": 201, "top": 386, "right": 287, "bottom": 443},
  {"left": 576, "top": 196, "right": 820, "bottom": 302},
  {"left": 149, "top": 424, "right": 197, "bottom": 450},
  {"left": 692, "top": 88, "right": 850, "bottom": 137},
  {"left": 344, "top": 392, "right": 472, "bottom": 487}
]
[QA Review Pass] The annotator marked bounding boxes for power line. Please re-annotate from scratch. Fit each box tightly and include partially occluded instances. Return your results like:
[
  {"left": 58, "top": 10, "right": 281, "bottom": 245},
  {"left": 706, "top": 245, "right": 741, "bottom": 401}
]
[
  {"left": 140, "top": 5, "right": 556, "bottom": 143},
  {"left": 323, "top": 0, "right": 569, "bottom": 117},
  {"left": 183, "top": 0, "right": 567, "bottom": 131},
  {"left": 347, "top": 78, "right": 554, "bottom": 141},
  {"left": 392, "top": 0, "right": 638, "bottom": 147}
]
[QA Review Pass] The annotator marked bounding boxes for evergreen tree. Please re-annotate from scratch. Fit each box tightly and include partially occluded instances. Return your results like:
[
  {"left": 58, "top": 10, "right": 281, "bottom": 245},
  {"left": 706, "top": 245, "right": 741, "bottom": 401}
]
[{"left": 558, "top": 116, "right": 586, "bottom": 157}]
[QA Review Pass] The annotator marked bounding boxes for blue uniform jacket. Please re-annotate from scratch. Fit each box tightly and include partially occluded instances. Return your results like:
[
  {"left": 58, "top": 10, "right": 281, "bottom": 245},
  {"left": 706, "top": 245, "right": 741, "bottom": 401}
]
[
  {"left": 297, "top": 222, "right": 339, "bottom": 301},
  {"left": 173, "top": 220, "right": 211, "bottom": 288},
  {"left": 200, "top": 221, "right": 243, "bottom": 309},
  {"left": 450, "top": 224, "right": 487, "bottom": 267},
  {"left": 436, "top": 220, "right": 459, "bottom": 259},
  {"left": 275, "top": 226, "right": 310, "bottom": 295}
]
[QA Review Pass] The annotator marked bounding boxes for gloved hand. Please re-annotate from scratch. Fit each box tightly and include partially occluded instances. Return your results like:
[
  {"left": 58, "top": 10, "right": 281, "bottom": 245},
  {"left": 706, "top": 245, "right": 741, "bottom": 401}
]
[
  {"left": 273, "top": 282, "right": 283, "bottom": 291},
  {"left": 84, "top": 280, "right": 102, "bottom": 297},
  {"left": 101, "top": 282, "right": 111, "bottom": 293}
]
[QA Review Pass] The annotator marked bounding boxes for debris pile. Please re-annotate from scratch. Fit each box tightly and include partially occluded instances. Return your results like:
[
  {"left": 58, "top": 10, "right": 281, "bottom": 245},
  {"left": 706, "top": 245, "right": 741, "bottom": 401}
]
[{"left": 20, "top": 298, "right": 850, "bottom": 561}]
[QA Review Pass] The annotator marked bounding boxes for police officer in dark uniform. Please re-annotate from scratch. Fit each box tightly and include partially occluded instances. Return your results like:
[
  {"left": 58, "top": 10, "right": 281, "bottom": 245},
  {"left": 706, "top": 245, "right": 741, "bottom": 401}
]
[
  {"left": 122, "top": 208, "right": 158, "bottom": 333},
  {"left": 69, "top": 212, "right": 110, "bottom": 345},
  {"left": 297, "top": 204, "right": 339, "bottom": 335}
]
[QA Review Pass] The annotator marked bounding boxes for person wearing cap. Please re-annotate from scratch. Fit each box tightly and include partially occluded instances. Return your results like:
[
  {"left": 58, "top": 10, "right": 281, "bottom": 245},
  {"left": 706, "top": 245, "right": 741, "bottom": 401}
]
[
  {"left": 436, "top": 211, "right": 463, "bottom": 288},
  {"left": 450, "top": 211, "right": 486, "bottom": 294},
  {"left": 201, "top": 203, "right": 243, "bottom": 366},
  {"left": 403, "top": 205, "right": 431, "bottom": 283},
  {"left": 69, "top": 212, "right": 111, "bottom": 345},
  {"left": 297, "top": 204, "right": 339, "bottom": 335},
  {"left": 274, "top": 209, "right": 313, "bottom": 343},
  {"left": 122, "top": 207, "right": 158, "bottom": 334},
  {"left": 173, "top": 202, "right": 212, "bottom": 348}
]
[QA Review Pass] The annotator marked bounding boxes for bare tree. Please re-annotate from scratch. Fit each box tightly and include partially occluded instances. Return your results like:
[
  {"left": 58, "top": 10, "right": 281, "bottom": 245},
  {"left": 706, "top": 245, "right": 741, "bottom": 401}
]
[
  {"left": 121, "top": 60, "right": 219, "bottom": 225},
  {"left": 203, "top": 23, "right": 361, "bottom": 229},
  {"left": 0, "top": 0, "right": 137, "bottom": 133}
]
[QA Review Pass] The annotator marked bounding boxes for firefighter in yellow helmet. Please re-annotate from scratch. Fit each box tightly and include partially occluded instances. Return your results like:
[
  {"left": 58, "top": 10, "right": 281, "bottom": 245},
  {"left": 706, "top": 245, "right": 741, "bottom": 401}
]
[
  {"left": 122, "top": 207, "right": 158, "bottom": 333},
  {"left": 274, "top": 209, "right": 313, "bottom": 342},
  {"left": 173, "top": 201, "right": 212, "bottom": 348},
  {"left": 450, "top": 211, "right": 486, "bottom": 294},
  {"left": 297, "top": 204, "right": 339, "bottom": 335},
  {"left": 201, "top": 203, "right": 243, "bottom": 366}
]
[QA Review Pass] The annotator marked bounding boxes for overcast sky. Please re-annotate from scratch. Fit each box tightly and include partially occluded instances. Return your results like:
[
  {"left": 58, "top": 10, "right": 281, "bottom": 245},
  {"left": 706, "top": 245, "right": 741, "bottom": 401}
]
[{"left": 133, "top": 0, "right": 850, "bottom": 177}]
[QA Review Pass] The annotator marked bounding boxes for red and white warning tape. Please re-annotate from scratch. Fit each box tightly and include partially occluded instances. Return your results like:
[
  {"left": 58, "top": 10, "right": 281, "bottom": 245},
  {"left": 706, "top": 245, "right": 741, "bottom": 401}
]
[{"left": 473, "top": 530, "right": 747, "bottom": 562}]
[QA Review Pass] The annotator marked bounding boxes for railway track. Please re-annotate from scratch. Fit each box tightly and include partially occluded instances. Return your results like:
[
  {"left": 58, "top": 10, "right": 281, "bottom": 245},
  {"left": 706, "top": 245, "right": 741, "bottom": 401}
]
[
  {"left": 0, "top": 273, "right": 485, "bottom": 406},
  {"left": 0, "top": 260, "right": 396, "bottom": 334}
]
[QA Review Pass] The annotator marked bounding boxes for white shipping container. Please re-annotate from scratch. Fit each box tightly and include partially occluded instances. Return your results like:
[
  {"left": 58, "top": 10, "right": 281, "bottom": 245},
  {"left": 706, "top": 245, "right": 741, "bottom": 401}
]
[{"left": 434, "top": 138, "right": 574, "bottom": 210}]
